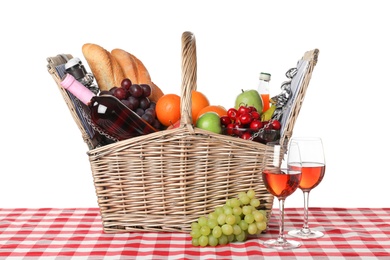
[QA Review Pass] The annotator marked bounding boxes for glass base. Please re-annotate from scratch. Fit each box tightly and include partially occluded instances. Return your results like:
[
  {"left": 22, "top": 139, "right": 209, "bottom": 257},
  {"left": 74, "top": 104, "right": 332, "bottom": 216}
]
[
  {"left": 263, "top": 238, "right": 301, "bottom": 250},
  {"left": 288, "top": 228, "right": 324, "bottom": 239}
]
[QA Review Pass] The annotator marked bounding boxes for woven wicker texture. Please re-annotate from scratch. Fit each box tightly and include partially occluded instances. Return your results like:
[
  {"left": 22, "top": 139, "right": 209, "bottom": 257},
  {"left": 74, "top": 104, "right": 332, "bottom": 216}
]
[
  {"left": 47, "top": 31, "right": 319, "bottom": 233},
  {"left": 47, "top": 54, "right": 98, "bottom": 150}
]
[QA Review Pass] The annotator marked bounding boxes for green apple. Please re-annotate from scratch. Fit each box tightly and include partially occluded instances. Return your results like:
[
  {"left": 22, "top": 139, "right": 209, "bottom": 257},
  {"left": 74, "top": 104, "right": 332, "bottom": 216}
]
[
  {"left": 196, "top": 112, "right": 222, "bottom": 134},
  {"left": 234, "top": 89, "right": 263, "bottom": 113}
]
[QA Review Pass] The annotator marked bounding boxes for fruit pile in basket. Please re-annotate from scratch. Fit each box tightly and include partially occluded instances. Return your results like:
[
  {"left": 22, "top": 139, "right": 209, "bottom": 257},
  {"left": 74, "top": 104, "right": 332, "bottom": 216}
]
[
  {"left": 154, "top": 88, "right": 281, "bottom": 144},
  {"left": 221, "top": 105, "right": 281, "bottom": 144},
  {"left": 62, "top": 43, "right": 281, "bottom": 145}
]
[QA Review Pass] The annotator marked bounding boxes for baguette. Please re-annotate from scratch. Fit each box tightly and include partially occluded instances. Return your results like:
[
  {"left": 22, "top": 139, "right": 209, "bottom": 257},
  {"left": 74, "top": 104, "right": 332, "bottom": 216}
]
[
  {"left": 111, "top": 48, "right": 164, "bottom": 102},
  {"left": 82, "top": 43, "right": 125, "bottom": 91}
]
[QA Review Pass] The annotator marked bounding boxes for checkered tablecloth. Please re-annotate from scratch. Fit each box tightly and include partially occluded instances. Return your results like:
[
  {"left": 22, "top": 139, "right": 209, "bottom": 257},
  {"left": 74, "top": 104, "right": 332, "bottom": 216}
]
[{"left": 1, "top": 207, "right": 389, "bottom": 259}]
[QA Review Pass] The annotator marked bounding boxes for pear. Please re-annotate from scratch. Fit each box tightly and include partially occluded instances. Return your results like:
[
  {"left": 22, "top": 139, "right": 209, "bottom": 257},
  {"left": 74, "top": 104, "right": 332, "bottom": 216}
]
[
  {"left": 234, "top": 89, "right": 263, "bottom": 113},
  {"left": 261, "top": 104, "right": 277, "bottom": 121}
]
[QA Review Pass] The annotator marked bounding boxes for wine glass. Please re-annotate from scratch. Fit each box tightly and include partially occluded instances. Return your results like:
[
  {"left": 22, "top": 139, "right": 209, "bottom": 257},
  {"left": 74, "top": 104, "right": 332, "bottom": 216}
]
[
  {"left": 262, "top": 141, "right": 302, "bottom": 250},
  {"left": 288, "top": 137, "right": 326, "bottom": 239}
]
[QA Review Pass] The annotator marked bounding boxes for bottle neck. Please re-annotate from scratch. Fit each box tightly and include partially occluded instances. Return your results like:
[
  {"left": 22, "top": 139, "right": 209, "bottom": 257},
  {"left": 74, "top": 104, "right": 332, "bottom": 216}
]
[{"left": 60, "top": 74, "right": 96, "bottom": 105}]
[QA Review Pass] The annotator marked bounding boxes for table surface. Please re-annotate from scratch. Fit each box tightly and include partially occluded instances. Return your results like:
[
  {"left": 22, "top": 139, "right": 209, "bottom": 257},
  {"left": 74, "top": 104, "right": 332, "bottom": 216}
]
[{"left": 1, "top": 207, "right": 389, "bottom": 259}]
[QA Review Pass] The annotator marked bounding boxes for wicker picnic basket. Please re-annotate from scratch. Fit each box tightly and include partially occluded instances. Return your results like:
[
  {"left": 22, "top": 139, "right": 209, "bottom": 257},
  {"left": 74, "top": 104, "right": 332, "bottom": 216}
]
[{"left": 47, "top": 31, "right": 319, "bottom": 233}]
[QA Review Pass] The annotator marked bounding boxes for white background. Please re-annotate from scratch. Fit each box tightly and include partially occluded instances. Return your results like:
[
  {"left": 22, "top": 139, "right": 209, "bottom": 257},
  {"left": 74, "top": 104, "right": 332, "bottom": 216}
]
[{"left": 1, "top": 0, "right": 389, "bottom": 209}]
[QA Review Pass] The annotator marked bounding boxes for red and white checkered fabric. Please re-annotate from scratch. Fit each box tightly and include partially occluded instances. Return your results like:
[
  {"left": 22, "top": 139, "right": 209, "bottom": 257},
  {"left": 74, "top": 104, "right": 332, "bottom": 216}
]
[{"left": 1, "top": 208, "right": 389, "bottom": 259}]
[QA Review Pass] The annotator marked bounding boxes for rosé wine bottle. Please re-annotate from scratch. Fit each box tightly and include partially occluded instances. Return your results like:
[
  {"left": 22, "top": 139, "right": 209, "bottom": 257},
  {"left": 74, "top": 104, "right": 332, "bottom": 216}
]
[{"left": 60, "top": 74, "right": 157, "bottom": 141}]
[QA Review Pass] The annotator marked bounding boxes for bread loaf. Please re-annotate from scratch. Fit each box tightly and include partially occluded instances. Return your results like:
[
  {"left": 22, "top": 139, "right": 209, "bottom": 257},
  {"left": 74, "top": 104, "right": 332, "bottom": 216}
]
[
  {"left": 111, "top": 48, "right": 164, "bottom": 102},
  {"left": 82, "top": 43, "right": 125, "bottom": 91}
]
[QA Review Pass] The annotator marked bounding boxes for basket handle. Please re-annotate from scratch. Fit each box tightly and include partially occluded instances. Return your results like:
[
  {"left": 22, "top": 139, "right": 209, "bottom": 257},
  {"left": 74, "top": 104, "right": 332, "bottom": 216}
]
[{"left": 180, "top": 31, "right": 197, "bottom": 128}]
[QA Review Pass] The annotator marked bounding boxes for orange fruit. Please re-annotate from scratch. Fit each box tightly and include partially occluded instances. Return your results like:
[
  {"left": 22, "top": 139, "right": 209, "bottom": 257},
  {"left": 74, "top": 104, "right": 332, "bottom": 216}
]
[
  {"left": 156, "top": 93, "right": 181, "bottom": 127},
  {"left": 191, "top": 90, "right": 210, "bottom": 125},
  {"left": 196, "top": 105, "right": 228, "bottom": 123}
]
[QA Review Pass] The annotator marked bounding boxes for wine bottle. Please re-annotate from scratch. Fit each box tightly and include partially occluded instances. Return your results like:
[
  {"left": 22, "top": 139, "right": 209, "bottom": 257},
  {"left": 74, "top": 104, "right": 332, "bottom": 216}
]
[
  {"left": 65, "top": 57, "right": 99, "bottom": 94},
  {"left": 60, "top": 74, "right": 157, "bottom": 141}
]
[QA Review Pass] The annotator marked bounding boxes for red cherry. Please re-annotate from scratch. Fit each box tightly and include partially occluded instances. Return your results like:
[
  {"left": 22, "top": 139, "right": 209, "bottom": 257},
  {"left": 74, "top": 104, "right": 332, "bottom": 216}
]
[
  {"left": 248, "top": 106, "right": 257, "bottom": 112},
  {"left": 233, "top": 123, "right": 242, "bottom": 136},
  {"left": 250, "top": 111, "right": 260, "bottom": 120},
  {"left": 227, "top": 108, "right": 238, "bottom": 120},
  {"left": 250, "top": 120, "right": 263, "bottom": 131},
  {"left": 264, "top": 122, "right": 273, "bottom": 130},
  {"left": 238, "top": 105, "right": 251, "bottom": 115},
  {"left": 241, "top": 132, "right": 252, "bottom": 140},
  {"left": 271, "top": 120, "right": 281, "bottom": 130},
  {"left": 226, "top": 123, "right": 235, "bottom": 135},
  {"left": 220, "top": 115, "right": 232, "bottom": 126},
  {"left": 238, "top": 113, "right": 253, "bottom": 125}
]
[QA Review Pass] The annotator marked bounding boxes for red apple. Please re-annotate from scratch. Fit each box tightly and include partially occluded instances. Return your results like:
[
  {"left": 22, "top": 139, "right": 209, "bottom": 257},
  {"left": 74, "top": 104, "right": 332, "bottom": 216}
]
[{"left": 167, "top": 119, "right": 181, "bottom": 129}]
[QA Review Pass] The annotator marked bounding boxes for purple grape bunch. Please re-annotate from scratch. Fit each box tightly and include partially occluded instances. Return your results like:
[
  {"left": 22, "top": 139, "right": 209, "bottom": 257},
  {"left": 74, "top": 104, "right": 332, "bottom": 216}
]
[{"left": 99, "top": 78, "right": 162, "bottom": 130}]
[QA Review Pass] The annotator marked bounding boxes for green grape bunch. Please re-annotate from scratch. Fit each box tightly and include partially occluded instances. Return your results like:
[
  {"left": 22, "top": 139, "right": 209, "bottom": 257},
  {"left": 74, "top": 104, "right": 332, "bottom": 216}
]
[{"left": 190, "top": 189, "right": 268, "bottom": 247}]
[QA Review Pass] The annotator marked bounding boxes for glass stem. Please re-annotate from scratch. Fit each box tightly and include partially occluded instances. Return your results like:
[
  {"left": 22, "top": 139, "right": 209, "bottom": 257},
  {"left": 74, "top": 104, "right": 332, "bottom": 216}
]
[
  {"left": 302, "top": 190, "right": 311, "bottom": 232},
  {"left": 277, "top": 198, "right": 286, "bottom": 242}
]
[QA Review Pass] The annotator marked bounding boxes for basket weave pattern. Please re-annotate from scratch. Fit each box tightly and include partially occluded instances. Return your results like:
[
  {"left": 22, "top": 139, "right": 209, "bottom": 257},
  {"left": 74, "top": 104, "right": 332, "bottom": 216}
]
[{"left": 47, "top": 32, "right": 318, "bottom": 233}]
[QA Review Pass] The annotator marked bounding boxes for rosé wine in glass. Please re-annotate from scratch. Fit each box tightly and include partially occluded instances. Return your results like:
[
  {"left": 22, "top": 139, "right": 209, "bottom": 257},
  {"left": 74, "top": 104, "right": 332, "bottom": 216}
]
[
  {"left": 288, "top": 137, "right": 326, "bottom": 239},
  {"left": 262, "top": 169, "right": 301, "bottom": 199},
  {"left": 299, "top": 162, "right": 325, "bottom": 191},
  {"left": 262, "top": 142, "right": 302, "bottom": 250}
]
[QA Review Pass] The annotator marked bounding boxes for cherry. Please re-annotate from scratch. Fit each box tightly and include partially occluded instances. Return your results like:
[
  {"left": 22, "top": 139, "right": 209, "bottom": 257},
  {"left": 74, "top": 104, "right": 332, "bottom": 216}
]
[
  {"left": 238, "top": 112, "right": 253, "bottom": 125},
  {"left": 248, "top": 106, "right": 257, "bottom": 112},
  {"left": 241, "top": 132, "right": 252, "bottom": 140},
  {"left": 227, "top": 108, "right": 238, "bottom": 120},
  {"left": 220, "top": 115, "right": 231, "bottom": 126},
  {"left": 250, "top": 120, "right": 263, "bottom": 131},
  {"left": 238, "top": 105, "right": 251, "bottom": 115},
  {"left": 226, "top": 123, "right": 235, "bottom": 135},
  {"left": 250, "top": 111, "right": 261, "bottom": 120},
  {"left": 264, "top": 122, "right": 273, "bottom": 130},
  {"left": 233, "top": 123, "right": 243, "bottom": 136},
  {"left": 271, "top": 120, "right": 281, "bottom": 130}
]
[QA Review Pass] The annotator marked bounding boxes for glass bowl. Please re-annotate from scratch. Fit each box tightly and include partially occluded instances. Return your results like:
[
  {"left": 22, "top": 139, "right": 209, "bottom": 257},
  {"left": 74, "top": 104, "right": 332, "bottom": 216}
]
[{"left": 222, "top": 127, "right": 280, "bottom": 144}]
